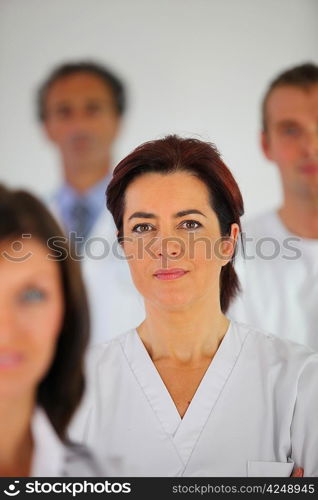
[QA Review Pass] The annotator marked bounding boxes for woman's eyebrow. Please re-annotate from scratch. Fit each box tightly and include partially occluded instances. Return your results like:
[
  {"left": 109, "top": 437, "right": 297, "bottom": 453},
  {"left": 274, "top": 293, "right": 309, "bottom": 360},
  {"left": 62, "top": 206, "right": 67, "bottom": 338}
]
[
  {"left": 128, "top": 211, "right": 156, "bottom": 221},
  {"left": 128, "top": 209, "right": 207, "bottom": 221},
  {"left": 174, "top": 209, "right": 207, "bottom": 218}
]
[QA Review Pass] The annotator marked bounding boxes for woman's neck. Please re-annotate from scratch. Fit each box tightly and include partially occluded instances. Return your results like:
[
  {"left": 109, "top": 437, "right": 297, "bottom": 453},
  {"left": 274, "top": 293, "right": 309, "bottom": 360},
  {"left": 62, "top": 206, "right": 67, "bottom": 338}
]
[
  {"left": 138, "top": 294, "right": 229, "bottom": 365},
  {"left": 0, "top": 393, "right": 34, "bottom": 476}
]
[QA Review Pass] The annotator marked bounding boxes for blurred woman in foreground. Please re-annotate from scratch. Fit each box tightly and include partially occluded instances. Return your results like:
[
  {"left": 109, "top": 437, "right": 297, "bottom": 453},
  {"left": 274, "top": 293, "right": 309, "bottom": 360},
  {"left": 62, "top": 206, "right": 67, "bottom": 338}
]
[{"left": 0, "top": 185, "right": 99, "bottom": 476}]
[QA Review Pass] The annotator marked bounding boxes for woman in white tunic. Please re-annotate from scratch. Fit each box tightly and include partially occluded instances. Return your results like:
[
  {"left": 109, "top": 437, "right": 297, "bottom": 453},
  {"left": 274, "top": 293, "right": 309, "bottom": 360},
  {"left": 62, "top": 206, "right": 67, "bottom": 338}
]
[
  {"left": 0, "top": 185, "right": 99, "bottom": 476},
  {"left": 70, "top": 135, "right": 317, "bottom": 477}
]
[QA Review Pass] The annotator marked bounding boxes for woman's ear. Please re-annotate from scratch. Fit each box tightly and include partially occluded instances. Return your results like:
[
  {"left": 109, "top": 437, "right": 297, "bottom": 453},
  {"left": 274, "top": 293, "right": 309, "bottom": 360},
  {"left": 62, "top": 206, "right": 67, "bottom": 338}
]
[
  {"left": 230, "top": 223, "right": 240, "bottom": 247},
  {"left": 219, "top": 223, "right": 240, "bottom": 265}
]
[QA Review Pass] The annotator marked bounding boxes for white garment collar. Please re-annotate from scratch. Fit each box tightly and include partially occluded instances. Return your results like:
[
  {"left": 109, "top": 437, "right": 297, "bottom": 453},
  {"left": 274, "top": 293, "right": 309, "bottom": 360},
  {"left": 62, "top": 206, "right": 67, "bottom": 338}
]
[{"left": 31, "top": 407, "right": 65, "bottom": 477}]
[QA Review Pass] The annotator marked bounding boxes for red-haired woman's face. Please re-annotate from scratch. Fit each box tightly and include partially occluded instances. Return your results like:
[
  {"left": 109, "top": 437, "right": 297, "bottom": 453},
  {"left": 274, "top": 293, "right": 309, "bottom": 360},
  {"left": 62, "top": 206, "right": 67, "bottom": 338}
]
[
  {"left": 0, "top": 238, "right": 64, "bottom": 399},
  {"left": 122, "top": 171, "right": 238, "bottom": 311}
]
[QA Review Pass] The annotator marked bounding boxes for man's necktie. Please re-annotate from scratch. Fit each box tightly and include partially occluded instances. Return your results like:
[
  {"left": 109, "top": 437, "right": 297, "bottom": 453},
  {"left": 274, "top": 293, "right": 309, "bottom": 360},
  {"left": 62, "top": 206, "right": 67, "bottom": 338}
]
[{"left": 69, "top": 199, "right": 91, "bottom": 254}]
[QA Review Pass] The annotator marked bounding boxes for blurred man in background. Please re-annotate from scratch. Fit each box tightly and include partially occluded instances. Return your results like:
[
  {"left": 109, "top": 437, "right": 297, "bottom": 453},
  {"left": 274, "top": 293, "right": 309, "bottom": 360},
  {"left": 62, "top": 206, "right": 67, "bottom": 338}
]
[
  {"left": 229, "top": 62, "right": 318, "bottom": 351},
  {"left": 38, "top": 61, "right": 144, "bottom": 343}
]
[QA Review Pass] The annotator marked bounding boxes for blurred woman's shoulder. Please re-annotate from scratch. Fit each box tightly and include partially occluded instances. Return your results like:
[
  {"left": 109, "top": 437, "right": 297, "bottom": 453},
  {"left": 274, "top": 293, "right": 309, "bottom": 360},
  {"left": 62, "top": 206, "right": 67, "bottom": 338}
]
[
  {"left": 32, "top": 407, "right": 101, "bottom": 477},
  {"left": 62, "top": 442, "right": 102, "bottom": 476}
]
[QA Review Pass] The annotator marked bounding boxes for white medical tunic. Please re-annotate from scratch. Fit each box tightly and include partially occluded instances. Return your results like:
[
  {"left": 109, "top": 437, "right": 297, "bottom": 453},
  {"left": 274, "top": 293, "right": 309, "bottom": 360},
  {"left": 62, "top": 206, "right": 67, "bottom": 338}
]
[
  {"left": 228, "top": 210, "right": 318, "bottom": 351},
  {"left": 31, "top": 407, "right": 99, "bottom": 476},
  {"left": 69, "top": 321, "right": 318, "bottom": 477}
]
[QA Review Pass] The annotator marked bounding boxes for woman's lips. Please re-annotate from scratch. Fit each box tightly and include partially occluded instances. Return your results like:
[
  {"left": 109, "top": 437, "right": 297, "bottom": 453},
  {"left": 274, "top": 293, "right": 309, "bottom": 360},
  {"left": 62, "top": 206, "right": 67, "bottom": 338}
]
[
  {"left": 0, "top": 352, "right": 24, "bottom": 369},
  {"left": 153, "top": 269, "right": 189, "bottom": 280}
]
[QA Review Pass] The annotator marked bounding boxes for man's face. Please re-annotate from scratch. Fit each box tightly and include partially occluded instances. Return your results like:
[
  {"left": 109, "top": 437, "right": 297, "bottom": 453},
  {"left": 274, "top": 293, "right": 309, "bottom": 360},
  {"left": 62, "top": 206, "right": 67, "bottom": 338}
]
[
  {"left": 43, "top": 72, "right": 121, "bottom": 165},
  {"left": 262, "top": 84, "right": 318, "bottom": 200}
]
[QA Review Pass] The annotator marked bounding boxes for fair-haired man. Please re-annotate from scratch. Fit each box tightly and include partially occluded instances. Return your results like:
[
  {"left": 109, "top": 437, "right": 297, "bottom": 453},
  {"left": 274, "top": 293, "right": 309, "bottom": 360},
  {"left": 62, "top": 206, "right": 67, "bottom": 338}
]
[
  {"left": 229, "top": 62, "right": 318, "bottom": 350},
  {"left": 38, "top": 61, "right": 144, "bottom": 343}
]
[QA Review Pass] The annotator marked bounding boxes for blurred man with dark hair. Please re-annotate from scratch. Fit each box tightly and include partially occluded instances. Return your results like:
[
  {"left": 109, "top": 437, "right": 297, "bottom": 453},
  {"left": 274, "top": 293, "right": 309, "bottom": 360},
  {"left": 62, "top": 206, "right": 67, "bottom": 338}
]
[
  {"left": 229, "top": 62, "right": 318, "bottom": 351},
  {"left": 38, "top": 61, "right": 144, "bottom": 343},
  {"left": 39, "top": 61, "right": 125, "bottom": 236}
]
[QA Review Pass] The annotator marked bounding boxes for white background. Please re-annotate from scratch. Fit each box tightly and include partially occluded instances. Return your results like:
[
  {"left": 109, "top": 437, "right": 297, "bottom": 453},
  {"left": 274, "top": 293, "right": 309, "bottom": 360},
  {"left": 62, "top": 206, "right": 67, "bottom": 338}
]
[{"left": 0, "top": 0, "right": 317, "bottom": 219}]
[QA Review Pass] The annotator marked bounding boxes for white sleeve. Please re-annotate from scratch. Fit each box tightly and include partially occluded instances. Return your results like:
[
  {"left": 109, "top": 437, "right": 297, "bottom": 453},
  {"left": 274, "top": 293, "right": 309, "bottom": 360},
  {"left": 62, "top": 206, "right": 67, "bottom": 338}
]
[
  {"left": 290, "top": 354, "right": 318, "bottom": 476},
  {"left": 67, "top": 392, "right": 93, "bottom": 445}
]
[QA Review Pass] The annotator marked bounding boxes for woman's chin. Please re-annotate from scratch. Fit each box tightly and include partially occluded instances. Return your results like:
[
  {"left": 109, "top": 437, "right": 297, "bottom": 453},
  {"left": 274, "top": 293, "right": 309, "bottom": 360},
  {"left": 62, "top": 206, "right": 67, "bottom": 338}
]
[
  {"left": 151, "top": 292, "right": 195, "bottom": 311},
  {"left": 0, "top": 379, "right": 33, "bottom": 399}
]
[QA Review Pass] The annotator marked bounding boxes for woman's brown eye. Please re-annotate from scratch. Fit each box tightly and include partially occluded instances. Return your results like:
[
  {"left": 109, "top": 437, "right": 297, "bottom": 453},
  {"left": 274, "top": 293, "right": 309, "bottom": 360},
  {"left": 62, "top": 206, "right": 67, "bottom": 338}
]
[
  {"left": 181, "top": 220, "right": 201, "bottom": 230},
  {"left": 133, "top": 223, "right": 153, "bottom": 233}
]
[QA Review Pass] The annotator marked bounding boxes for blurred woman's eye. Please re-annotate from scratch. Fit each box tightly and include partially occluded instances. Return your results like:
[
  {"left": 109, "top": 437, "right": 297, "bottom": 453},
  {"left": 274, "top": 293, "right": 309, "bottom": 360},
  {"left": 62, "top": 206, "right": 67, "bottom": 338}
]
[
  {"left": 132, "top": 223, "right": 155, "bottom": 233},
  {"left": 179, "top": 220, "right": 202, "bottom": 230},
  {"left": 19, "top": 288, "right": 47, "bottom": 304}
]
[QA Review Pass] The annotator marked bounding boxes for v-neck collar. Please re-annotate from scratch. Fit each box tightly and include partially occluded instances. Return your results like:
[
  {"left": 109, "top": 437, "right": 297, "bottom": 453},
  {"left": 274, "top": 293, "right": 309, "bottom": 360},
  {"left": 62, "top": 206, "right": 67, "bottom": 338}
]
[
  {"left": 122, "top": 328, "right": 181, "bottom": 437},
  {"left": 173, "top": 321, "right": 248, "bottom": 467},
  {"left": 122, "top": 321, "right": 249, "bottom": 466}
]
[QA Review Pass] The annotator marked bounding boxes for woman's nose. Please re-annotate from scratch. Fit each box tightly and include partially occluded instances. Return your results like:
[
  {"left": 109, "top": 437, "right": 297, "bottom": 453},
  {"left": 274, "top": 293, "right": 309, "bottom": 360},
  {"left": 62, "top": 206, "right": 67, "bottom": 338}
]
[{"left": 155, "top": 236, "right": 184, "bottom": 260}]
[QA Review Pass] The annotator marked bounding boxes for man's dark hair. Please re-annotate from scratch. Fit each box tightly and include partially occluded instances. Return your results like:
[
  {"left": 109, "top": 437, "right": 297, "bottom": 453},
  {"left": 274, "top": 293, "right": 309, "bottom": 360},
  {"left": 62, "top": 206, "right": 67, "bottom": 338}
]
[
  {"left": 37, "top": 60, "right": 126, "bottom": 121},
  {"left": 262, "top": 62, "right": 318, "bottom": 132}
]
